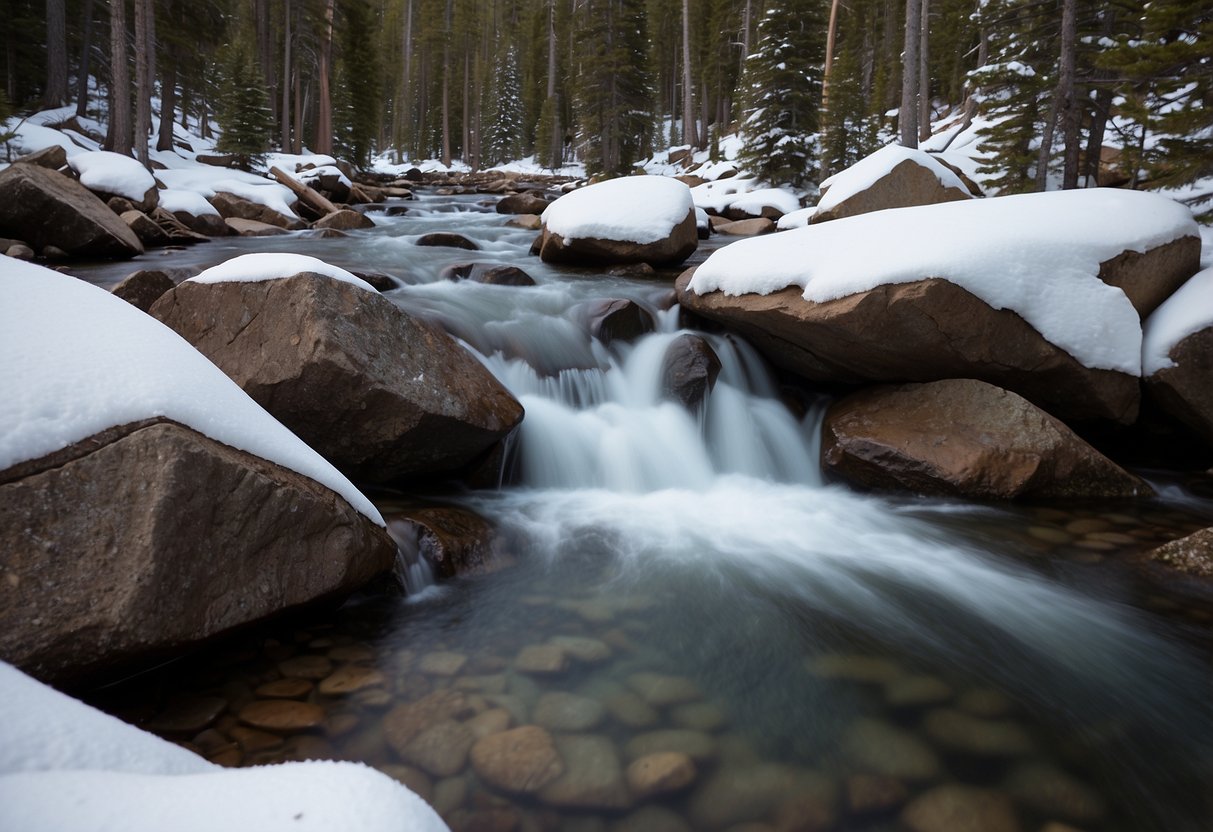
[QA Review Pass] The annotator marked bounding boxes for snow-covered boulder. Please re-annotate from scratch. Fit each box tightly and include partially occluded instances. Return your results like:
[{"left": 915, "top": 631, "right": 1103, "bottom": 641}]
[
  {"left": 68, "top": 150, "right": 159, "bottom": 212},
  {"left": 159, "top": 188, "right": 227, "bottom": 237},
  {"left": 812, "top": 144, "right": 974, "bottom": 224},
  {"left": 149, "top": 253, "right": 524, "bottom": 484},
  {"left": 678, "top": 189, "right": 1202, "bottom": 424},
  {"left": 0, "top": 260, "right": 394, "bottom": 683},
  {"left": 539, "top": 176, "right": 698, "bottom": 268},
  {"left": 1142, "top": 266, "right": 1213, "bottom": 447},
  {"left": 822, "top": 379, "right": 1150, "bottom": 501},
  {"left": 0, "top": 163, "right": 143, "bottom": 258},
  {"left": 0, "top": 662, "right": 448, "bottom": 832},
  {"left": 209, "top": 191, "right": 307, "bottom": 230},
  {"left": 723, "top": 187, "right": 802, "bottom": 221}
]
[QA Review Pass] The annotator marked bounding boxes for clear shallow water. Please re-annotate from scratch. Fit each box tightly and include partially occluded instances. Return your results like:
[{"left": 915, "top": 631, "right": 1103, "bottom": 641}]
[{"left": 80, "top": 193, "right": 1213, "bottom": 831}]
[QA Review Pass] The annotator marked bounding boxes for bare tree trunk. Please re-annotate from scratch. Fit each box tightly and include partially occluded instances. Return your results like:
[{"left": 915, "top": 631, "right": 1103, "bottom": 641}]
[
  {"left": 156, "top": 56, "right": 176, "bottom": 151},
  {"left": 293, "top": 65, "right": 303, "bottom": 153},
  {"left": 75, "top": 0, "right": 96, "bottom": 117},
  {"left": 822, "top": 0, "right": 840, "bottom": 115},
  {"left": 740, "top": 0, "right": 751, "bottom": 65},
  {"left": 316, "top": 0, "right": 335, "bottom": 155},
  {"left": 680, "top": 0, "right": 697, "bottom": 147},
  {"left": 1057, "top": 0, "right": 1079, "bottom": 188},
  {"left": 462, "top": 46, "right": 471, "bottom": 167},
  {"left": 46, "top": 0, "right": 68, "bottom": 106},
  {"left": 105, "top": 0, "right": 132, "bottom": 155},
  {"left": 440, "top": 0, "right": 452, "bottom": 166},
  {"left": 899, "top": 0, "right": 921, "bottom": 146},
  {"left": 918, "top": 0, "right": 930, "bottom": 143},
  {"left": 132, "top": 0, "right": 151, "bottom": 165},
  {"left": 256, "top": 0, "right": 275, "bottom": 124},
  {"left": 281, "top": 0, "right": 291, "bottom": 151},
  {"left": 393, "top": 0, "right": 413, "bottom": 163}
]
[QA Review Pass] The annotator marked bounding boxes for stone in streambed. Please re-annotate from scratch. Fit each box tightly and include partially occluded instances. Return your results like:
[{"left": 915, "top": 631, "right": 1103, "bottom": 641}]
[
  {"left": 313, "top": 209, "right": 375, "bottom": 230},
  {"left": 316, "top": 664, "right": 386, "bottom": 695},
  {"left": 922, "top": 709, "right": 1034, "bottom": 757},
  {"left": 687, "top": 763, "right": 835, "bottom": 829},
  {"left": 416, "top": 231, "right": 479, "bottom": 250},
  {"left": 111, "top": 269, "right": 176, "bottom": 312},
  {"left": 660, "top": 334, "right": 722, "bottom": 412},
  {"left": 278, "top": 654, "right": 334, "bottom": 680},
  {"left": 847, "top": 774, "right": 910, "bottom": 815},
  {"left": 626, "top": 672, "right": 701, "bottom": 706},
  {"left": 611, "top": 806, "right": 691, "bottom": 832},
  {"left": 237, "top": 699, "right": 327, "bottom": 732},
  {"left": 1003, "top": 762, "right": 1106, "bottom": 824},
  {"left": 624, "top": 730, "right": 717, "bottom": 764},
  {"left": 383, "top": 690, "right": 475, "bottom": 752},
  {"left": 626, "top": 752, "right": 697, "bottom": 798},
  {"left": 515, "top": 644, "right": 569, "bottom": 674},
  {"left": 254, "top": 677, "right": 315, "bottom": 699},
  {"left": 417, "top": 650, "right": 469, "bottom": 676},
  {"left": 841, "top": 718, "right": 940, "bottom": 780},
  {"left": 146, "top": 695, "right": 228, "bottom": 734},
  {"left": 224, "top": 217, "right": 288, "bottom": 236},
  {"left": 901, "top": 784, "right": 1022, "bottom": 832},
  {"left": 549, "top": 635, "right": 613, "bottom": 664},
  {"left": 399, "top": 719, "right": 476, "bottom": 777},
  {"left": 469, "top": 725, "right": 565, "bottom": 794},
  {"left": 534, "top": 691, "right": 606, "bottom": 732},
  {"left": 1142, "top": 527, "right": 1213, "bottom": 581},
  {"left": 809, "top": 654, "right": 902, "bottom": 683},
  {"left": 539, "top": 734, "right": 632, "bottom": 810}
]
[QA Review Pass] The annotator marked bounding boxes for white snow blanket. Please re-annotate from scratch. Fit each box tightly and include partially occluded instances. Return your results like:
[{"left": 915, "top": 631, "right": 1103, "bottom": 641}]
[
  {"left": 68, "top": 150, "right": 157, "bottom": 201},
  {"left": 776, "top": 206, "right": 817, "bottom": 230},
  {"left": 1142, "top": 265, "right": 1213, "bottom": 374},
  {"left": 0, "top": 662, "right": 448, "bottom": 832},
  {"left": 157, "top": 188, "right": 221, "bottom": 217},
  {"left": 542, "top": 176, "right": 694, "bottom": 244},
  {"left": 689, "top": 177, "right": 759, "bottom": 214},
  {"left": 689, "top": 188, "right": 1199, "bottom": 375},
  {"left": 191, "top": 253, "right": 376, "bottom": 293},
  {"left": 816, "top": 143, "right": 973, "bottom": 215},
  {"left": 728, "top": 187, "right": 802, "bottom": 218},
  {"left": 0, "top": 258, "right": 382, "bottom": 524},
  {"left": 155, "top": 167, "right": 299, "bottom": 218}
]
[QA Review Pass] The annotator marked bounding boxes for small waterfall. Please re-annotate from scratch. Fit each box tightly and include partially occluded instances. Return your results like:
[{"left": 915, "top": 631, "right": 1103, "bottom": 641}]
[{"left": 386, "top": 518, "right": 438, "bottom": 597}]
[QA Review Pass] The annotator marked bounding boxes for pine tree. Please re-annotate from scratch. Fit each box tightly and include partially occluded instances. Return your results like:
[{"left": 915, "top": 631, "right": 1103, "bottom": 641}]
[
  {"left": 736, "top": 0, "right": 826, "bottom": 188},
  {"left": 216, "top": 49, "right": 275, "bottom": 170},
  {"left": 484, "top": 42, "right": 524, "bottom": 165},
  {"left": 338, "top": 0, "right": 382, "bottom": 166}
]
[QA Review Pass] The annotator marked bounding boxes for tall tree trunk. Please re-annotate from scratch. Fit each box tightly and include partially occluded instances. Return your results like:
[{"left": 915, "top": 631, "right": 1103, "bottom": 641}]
[
  {"left": 821, "top": 0, "right": 840, "bottom": 116},
  {"left": 1082, "top": 9, "right": 1117, "bottom": 187},
  {"left": 393, "top": 0, "right": 413, "bottom": 163},
  {"left": 156, "top": 56, "right": 175, "bottom": 151},
  {"left": 105, "top": 0, "right": 132, "bottom": 155},
  {"left": 1057, "top": 0, "right": 1079, "bottom": 189},
  {"left": 680, "top": 0, "right": 697, "bottom": 147},
  {"left": 46, "top": 0, "right": 68, "bottom": 106},
  {"left": 75, "top": 0, "right": 96, "bottom": 117},
  {"left": 740, "top": 0, "right": 751, "bottom": 65},
  {"left": 293, "top": 65, "right": 303, "bottom": 153},
  {"left": 547, "top": 0, "right": 559, "bottom": 164},
  {"left": 899, "top": 0, "right": 921, "bottom": 146},
  {"left": 256, "top": 0, "right": 275, "bottom": 124},
  {"left": 281, "top": 0, "right": 291, "bottom": 151},
  {"left": 316, "top": 0, "right": 335, "bottom": 155},
  {"left": 132, "top": 0, "right": 151, "bottom": 165},
  {"left": 462, "top": 46, "right": 471, "bottom": 166},
  {"left": 918, "top": 0, "right": 930, "bottom": 142}
]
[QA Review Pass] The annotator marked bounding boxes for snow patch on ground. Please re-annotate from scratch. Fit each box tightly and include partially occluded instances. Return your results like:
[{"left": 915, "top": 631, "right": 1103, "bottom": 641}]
[
  {"left": 728, "top": 188, "right": 802, "bottom": 217},
  {"left": 689, "top": 177, "right": 759, "bottom": 213},
  {"left": 157, "top": 188, "right": 221, "bottom": 217},
  {"left": 0, "top": 258, "right": 382, "bottom": 524},
  {"left": 155, "top": 167, "right": 299, "bottom": 218},
  {"left": 542, "top": 176, "right": 694, "bottom": 244},
  {"left": 191, "top": 253, "right": 375, "bottom": 292},
  {"left": 817, "top": 143, "right": 972, "bottom": 214},
  {"left": 776, "top": 206, "right": 817, "bottom": 229},
  {"left": 689, "top": 189, "right": 1198, "bottom": 375},
  {"left": 67, "top": 150, "right": 157, "bottom": 201},
  {"left": 0, "top": 662, "right": 447, "bottom": 832},
  {"left": 1142, "top": 265, "right": 1213, "bottom": 375}
]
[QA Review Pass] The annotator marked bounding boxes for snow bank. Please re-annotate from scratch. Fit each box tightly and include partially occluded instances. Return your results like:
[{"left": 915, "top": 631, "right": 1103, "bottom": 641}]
[
  {"left": 0, "top": 663, "right": 448, "bottom": 832},
  {"left": 155, "top": 168, "right": 299, "bottom": 218},
  {"left": 158, "top": 188, "right": 221, "bottom": 217},
  {"left": 689, "top": 177, "right": 759, "bottom": 213},
  {"left": 689, "top": 188, "right": 1199, "bottom": 374},
  {"left": 3, "top": 120, "right": 85, "bottom": 156},
  {"left": 191, "top": 253, "right": 375, "bottom": 292},
  {"left": 542, "top": 176, "right": 694, "bottom": 244},
  {"left": 776, "top": 206, "right": 817, "bottom": 230},
  {"left": 298, "top": 164, "right": 352, "bottom": 188},
  {"left": 728, "top": 187, "right": 802, "bottom": 217},
  {"left": 816, "top": 143, "right": 972, "bottom": 214},
  {"left": 265, "top": 151, "right": 338, "bottom": 172},
  {"left": 1142, "top": 266, "right": 1213, "bottom": 374},
  {"left": 0, "top": 259, "right": 382, "bottom": 524},
  {"left": 68, "top": 150, "right": 157, "bottom": 201}
]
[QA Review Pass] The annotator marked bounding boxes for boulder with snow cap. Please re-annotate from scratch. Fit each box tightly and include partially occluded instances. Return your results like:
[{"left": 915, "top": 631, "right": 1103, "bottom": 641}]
[
  {"left": 679, "top": 189, "right": 1201, "bottom": 425},
  {"left": 150, "top": 254, "right": 524, "bottom": 484},
  {"left": 822, "top": 379, "right": 1150, "bottom": 501},
  {"left": 0, "top": 162, "right": 144, "bottom": 258},
  {"left": 0, "top": 261, "right": 394, "bottom": 684},
  {"left": 209, "top": 191, "right": 306, "bottom": 230},
  {"left": 539, "top": 176, "right": 698, "bottom": 268},
  {"left": 811, "top": 144, "right": 974, "bottom": 224},
  {"left": 67, "top": 150, "right": 160, "bottom": 212},
  {"left": 1142, "top": 267, "right": 1213, "bottom": 448}
]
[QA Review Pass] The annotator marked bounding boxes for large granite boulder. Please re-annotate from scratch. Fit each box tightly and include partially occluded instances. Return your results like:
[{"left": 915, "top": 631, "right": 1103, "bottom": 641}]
[
  {"left": 0, "top": 420, "right": 394, "bottom": 684},
  {"left": 209, "top": 192, "right": 306, "bottom": 230},
  {"left": 821, "top": 379, "right": 1150, "bottom": 501},
  {"left": 1143, "top": 268, "right": 1213, "bottom": 447},
  {"left": 812, "top": 145, "right": 974, "bottom": 224},
  {"left": 539, "top": 176, "right": 698, "bottom": 268},
  {"left": 150, "top": 273, "right": 524, "bottom": 484},
  {"left": 0, "top": 163, "right": 144, "bottom": 258},
  {"left": 1142, "top": 528, "right": 1213, "bottom": 583}
]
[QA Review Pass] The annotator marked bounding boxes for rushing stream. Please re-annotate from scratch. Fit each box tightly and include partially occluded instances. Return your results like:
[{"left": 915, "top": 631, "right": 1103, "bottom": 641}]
[{"left": 76, "top": 192, "right": 1213, "bottom": 831}]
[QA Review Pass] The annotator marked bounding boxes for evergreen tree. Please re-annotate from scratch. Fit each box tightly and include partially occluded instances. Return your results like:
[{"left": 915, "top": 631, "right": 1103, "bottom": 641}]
[
  {"left": 216, "top": 48, "right": 275, "bottom": 170},
  {"left": 737, "top": 0, "right": 826, "bottom": 188},
  {"left": 484, "top": 42, "right": 524, "bottom": 165},
  {"left": 338, "top": 0, "right": 381, "bottom": 167},
  {"left": 574, "top": 0, "right": 655, "bottom": 176},
  {"left": 534, "top": 94, "right": 562, "bottom": 167}
]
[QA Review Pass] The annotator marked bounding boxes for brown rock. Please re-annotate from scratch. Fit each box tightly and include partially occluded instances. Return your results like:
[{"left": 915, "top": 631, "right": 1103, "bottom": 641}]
[
  {"left": 146, "top": 695, "right": 228, "bottom": 734},
  {"left": 108, "top": 196, "right": 138, "bottom": 214},
  {"left": 716, "top": 217, "right": 776, "bottom": 236},
  {"left": 847, "top": 774, "right": 909, "bottom": 814},
  {"left": 627, "top": 672, "right": 701, "bottom": 706},
  {"left": 172, "top": 209, "right": 228, "bottom": 237},
  {"left": 626, "top": 752, "right": 697, "bottom": 798},
  {"left": 497, "top": 192, "right": 551, "bottom": 215},
  {"left": 254, "top": 678, "right": 315, "bottom": 699},
  {"left": 506, "top": 214, "right": 542, "bottom": 230},
  {"left": 6, "top": 243, "right": 35, "bottom": 260},
  {"left": 922, "top": 709, "right": 1034, "bottom": 757},
  {"left": 416, "top": 232, "right": 480, "bottom": 250},
  {"left": 606, "top": 262, "right": 658, "bottom": 277},
  {"left": 822, "top": 379, "right": 1150, "bottom": 500},
  {"left": 812, "top": 157, "right": 972, "bottom": 224},
  {"left": 549, "top": 636, "right": 612, "bottom": 664},
  {"left": 586, "top": 299, "right": 656, "bottom": 346},
  {"left": 442, "top": 262, "right": 537, "bottom": 286},
  {"left": 111, "top": 269, "right": 176, "bottom": 312},
  {"left": 121, "top": 209, "right": 173, "bottom": 247},
  {"left": 1144, "top": 527, "right": 1213, "bottom": 580},
  {"left": 1148, "top": 326, "right": 1213, "bottom": 448},
  {"left": 400, "top": 719, "right": 476, "bottom": 777},
  {"left": 841, "top": 718, "right": 940, "bottom": 780},
  {"left": 417, "top": 651, "right": 469, "bottom": 676},
  {"left": 229, "top": 725, "right": 284, "bottom": 752},
  {"left": 688, "top": 764, "right": 834, "bottom": 829},
  {"left": 624, "top": 730, "right": 717, "bottom": 764},
  {"left": 676, "top": 270, "right": 1144, "bottom": 425},
  {"left": 660, "top": 334, "right": 721, "bottom": 411},
  {"left": 0, "top": 163, "right": 144, "bottom": 258},
  {"left": 15, "top": 146, "right": 68, "bottom": 170},
  {"left": 224, "top": 217, "right": 289, "bottom": 236},
  {"left": 0, "top": 421, "right": 393, "bottom": 684},
  {"left": 150, "top": 274, "right": 523, "bottom": 484},
  {"left": 238, "top": 699, "right": 327, "bottom": 732},
  {"left": 534, "top": 691, "right": 606, "bottom": 732},
  {"left": 1003, "top": 762, "right": 1106, "bottom": 824},
  {"left": 317, "top": 664, "right": 386, "bottom": 696},
  {"left": 314, "top": 209, "right": 376, "bottom": 231},
  {"left": 388, "top": 507, "right": 503, "bottom": 579},
  {"left": 539, "top": 734, "right": 632, "bottom": 810},
  {"left": 278, "top": 654, "right": 334, "bottom": 680},
  {"left": 466, "top": 708, "right": 513, "bottom": 738},
  {"left": 901, "top": 785, "right": 1022, "bottom": 832},
  {"left": 514, "top": 644, "right": 568, "bottom": 674},
  {"left": 1098, "top": 237, "right": 1200, "bottom": 318},
  {"left": 209, "top": 192, "right": 305, "bottom": 230},
  {"left": 384, "top": 690, "right": 475, "bottom": 752},
  {"left": 540, "top": 211, "right": 699, "bottom": 268},
  {"left": 469, "top": 725, "right": 565, "bottom": 794}
]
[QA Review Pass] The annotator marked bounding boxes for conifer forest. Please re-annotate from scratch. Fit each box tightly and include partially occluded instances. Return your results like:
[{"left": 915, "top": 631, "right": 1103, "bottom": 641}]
[{"left": 4, "top": 0, "right": 1211, "bottom": 195}]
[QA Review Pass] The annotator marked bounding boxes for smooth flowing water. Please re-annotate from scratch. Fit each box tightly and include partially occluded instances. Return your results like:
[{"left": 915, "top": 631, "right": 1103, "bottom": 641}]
[{"left": 79, "top": 193, "right": 1213, "bottom": 831}]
